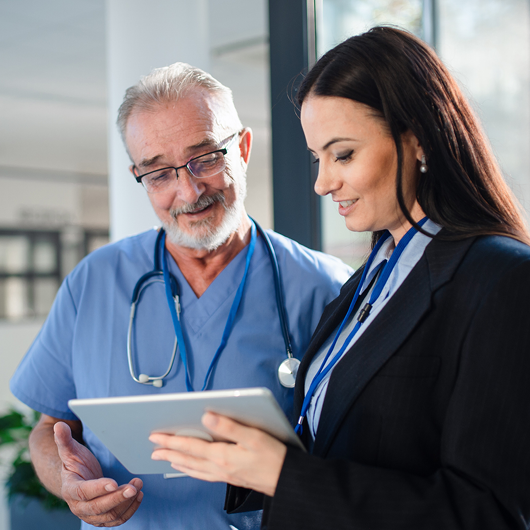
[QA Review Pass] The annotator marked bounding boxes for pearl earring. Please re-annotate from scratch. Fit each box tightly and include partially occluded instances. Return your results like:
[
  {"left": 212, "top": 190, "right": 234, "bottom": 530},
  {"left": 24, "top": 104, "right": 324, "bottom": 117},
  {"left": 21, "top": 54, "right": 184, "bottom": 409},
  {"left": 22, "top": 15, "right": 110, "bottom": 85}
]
[{"left": 419, "top": 155, "right": 428, "bottom": 174}]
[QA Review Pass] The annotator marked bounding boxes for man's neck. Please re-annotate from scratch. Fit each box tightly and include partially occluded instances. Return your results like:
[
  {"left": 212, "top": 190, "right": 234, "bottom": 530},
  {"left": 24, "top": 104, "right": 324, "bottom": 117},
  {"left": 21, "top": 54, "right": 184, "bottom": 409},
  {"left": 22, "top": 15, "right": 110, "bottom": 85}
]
[{"left": 165, "top": 213, "right": 252, "bottom": 298}]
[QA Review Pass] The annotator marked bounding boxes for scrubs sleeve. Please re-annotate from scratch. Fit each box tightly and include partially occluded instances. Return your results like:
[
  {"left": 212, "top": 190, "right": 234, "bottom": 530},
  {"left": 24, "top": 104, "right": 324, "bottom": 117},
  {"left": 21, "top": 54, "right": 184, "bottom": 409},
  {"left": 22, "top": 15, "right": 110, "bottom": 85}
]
[{"left": 10, "top": 275, "right": 79, "bottom": 420}]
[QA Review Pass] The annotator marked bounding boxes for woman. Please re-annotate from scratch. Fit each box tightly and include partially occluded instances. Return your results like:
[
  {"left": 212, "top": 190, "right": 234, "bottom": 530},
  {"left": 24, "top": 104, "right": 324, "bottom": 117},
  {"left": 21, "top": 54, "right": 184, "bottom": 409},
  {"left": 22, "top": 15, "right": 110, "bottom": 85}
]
[{"left": 150, "top": 27, "right": 530, "bottom": 529}]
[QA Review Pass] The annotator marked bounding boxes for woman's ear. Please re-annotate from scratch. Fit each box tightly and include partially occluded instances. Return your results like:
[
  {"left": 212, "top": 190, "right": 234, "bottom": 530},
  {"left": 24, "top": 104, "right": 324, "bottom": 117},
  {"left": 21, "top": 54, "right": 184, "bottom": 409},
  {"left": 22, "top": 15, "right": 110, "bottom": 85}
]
[{"left": 402, "top": 129, "right": 424, "bottom": 162}]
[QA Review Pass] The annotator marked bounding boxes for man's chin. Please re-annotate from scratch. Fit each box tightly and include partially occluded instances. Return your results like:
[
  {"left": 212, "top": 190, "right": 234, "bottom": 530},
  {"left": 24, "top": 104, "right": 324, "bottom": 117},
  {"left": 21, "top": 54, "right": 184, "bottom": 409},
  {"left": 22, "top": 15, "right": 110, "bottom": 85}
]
[
  {"left": 163, "top": 197, "right": 245, "bottom": 252},
  {"left": 162, "top": 220, "right": 231, "bottom": 252}
]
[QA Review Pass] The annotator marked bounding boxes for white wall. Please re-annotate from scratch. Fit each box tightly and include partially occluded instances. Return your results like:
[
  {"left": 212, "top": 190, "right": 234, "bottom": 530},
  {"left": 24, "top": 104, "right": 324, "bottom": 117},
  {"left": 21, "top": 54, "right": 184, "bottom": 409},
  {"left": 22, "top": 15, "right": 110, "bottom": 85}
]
[{"left": 106, "top": 0, "right": 210, "bottom": 241}]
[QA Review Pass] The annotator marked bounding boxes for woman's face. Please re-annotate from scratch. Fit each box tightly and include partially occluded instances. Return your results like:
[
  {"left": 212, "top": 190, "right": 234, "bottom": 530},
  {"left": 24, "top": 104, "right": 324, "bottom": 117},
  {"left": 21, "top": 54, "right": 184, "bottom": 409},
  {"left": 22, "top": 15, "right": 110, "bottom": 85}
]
[{"left": 300, "top": 95, "right": 424, "bottom": 243}]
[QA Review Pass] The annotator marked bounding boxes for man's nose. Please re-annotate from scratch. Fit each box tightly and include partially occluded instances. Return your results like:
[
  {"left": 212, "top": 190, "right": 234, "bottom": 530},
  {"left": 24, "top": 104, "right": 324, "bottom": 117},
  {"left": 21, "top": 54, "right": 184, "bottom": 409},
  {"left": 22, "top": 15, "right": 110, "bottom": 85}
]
[{"left": 174, "top": 168, "right": 206, "bottom": 204}]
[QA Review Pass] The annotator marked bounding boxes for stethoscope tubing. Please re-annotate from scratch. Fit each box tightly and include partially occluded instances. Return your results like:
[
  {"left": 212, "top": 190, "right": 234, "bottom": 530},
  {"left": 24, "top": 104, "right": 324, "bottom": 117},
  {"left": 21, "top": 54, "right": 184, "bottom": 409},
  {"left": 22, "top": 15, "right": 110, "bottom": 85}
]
[{"left": 127, "top": 218, "right": 293, "bottom": 387}]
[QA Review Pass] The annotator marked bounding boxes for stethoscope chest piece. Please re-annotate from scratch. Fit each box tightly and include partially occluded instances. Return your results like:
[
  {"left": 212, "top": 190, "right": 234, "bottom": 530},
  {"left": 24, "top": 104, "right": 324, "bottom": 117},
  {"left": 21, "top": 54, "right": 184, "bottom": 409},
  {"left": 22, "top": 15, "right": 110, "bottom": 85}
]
[{"left": 278, "top": 357, "right": 300, "bottom": 388}]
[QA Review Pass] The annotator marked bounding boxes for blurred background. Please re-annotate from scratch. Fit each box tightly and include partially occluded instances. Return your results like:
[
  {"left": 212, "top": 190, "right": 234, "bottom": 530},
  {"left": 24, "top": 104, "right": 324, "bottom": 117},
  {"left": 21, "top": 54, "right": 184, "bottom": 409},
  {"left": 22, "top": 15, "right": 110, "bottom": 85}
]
[{"left": 0, "top": 0, "right": 529, "bottom": 527}]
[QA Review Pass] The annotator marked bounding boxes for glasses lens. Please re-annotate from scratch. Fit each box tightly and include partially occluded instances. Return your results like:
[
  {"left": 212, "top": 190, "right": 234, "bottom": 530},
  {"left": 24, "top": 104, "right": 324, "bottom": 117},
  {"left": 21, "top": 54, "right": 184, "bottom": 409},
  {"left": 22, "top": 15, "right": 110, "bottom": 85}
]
[
  {"left": 142, "top": 168, "right": 176, "bottom": 193},
  {"left": 188, "top": 151, "right": 226, "bottom": 179}
]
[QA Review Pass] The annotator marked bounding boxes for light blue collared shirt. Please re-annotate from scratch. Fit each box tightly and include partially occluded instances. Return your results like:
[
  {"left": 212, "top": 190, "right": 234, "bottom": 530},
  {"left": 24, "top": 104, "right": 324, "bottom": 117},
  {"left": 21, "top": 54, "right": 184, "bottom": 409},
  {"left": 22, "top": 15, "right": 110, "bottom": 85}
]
[{"left": 305, "top": 220, "right": 442, "bottom": 439}]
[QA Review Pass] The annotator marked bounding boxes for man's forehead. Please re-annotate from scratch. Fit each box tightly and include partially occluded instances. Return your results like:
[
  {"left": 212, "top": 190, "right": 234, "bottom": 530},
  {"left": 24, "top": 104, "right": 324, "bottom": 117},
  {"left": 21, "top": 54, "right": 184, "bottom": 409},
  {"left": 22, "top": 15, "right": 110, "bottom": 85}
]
[{"left": 126, "top": 93, "right": 233, "bottom": 164}]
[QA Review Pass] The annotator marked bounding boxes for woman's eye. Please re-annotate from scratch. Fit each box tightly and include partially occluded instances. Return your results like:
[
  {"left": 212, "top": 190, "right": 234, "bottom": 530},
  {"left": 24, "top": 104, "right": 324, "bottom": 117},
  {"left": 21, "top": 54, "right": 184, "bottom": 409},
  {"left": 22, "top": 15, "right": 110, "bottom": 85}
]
[
  {"left": 311, "top": 158, "right": 320, "bottom": 165},
  {"left": 335, "top": 150, "right": 353, "bottom": 163}
]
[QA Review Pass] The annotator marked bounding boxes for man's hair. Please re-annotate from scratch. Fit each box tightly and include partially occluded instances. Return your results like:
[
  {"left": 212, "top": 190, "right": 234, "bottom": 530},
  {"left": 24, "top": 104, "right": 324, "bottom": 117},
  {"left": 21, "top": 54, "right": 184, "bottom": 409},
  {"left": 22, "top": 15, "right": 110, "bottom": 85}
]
[{"left": 117, "top": 62, "right": 242, "bottom": 143}]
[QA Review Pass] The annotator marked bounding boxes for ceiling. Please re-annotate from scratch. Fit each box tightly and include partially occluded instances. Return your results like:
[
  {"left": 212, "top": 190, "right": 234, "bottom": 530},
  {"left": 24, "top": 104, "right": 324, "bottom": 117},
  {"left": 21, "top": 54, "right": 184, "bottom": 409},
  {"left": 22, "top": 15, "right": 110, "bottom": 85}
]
[{"left": 0, "top": 0, "right": 269, "bottom": 179}]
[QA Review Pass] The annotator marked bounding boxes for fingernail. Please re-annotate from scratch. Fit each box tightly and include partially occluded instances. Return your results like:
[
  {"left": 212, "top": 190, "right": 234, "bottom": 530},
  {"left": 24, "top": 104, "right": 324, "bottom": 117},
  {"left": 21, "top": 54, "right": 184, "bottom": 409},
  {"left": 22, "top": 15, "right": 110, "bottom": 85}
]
[
  {"left": 151, "top": 452, "right": 160, "bottom": 460},
  {"left": 105, "top": 483, "right": 117, "bottom": 492},
  {"left": 203, "top": 412, "right": 218, "bottom": 428},
  {"left": 123, "top": 488, "right": 136, "bottom": 498}
]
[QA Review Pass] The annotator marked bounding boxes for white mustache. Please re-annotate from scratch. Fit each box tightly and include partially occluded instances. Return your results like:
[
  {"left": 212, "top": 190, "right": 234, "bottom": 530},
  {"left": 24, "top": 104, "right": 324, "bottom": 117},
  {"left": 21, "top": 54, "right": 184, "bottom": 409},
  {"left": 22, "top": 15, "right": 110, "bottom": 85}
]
[{"left": 170, "top": 192, "right": 226, "bottom": 217}]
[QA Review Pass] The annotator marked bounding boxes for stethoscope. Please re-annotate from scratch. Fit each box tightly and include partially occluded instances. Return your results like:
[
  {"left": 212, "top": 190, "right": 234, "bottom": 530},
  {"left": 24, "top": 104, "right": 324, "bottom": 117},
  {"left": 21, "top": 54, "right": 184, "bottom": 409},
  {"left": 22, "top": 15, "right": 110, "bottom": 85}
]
[{"left": 127, "top": 218, "right": 300, "bottom": 390}]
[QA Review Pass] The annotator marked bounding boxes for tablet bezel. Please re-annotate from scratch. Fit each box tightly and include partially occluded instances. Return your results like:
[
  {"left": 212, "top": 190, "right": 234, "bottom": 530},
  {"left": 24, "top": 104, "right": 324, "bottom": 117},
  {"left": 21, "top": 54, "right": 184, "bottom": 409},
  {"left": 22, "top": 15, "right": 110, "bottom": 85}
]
[{"left": 68, "top": 387, "right": 304, "bottom": 476}]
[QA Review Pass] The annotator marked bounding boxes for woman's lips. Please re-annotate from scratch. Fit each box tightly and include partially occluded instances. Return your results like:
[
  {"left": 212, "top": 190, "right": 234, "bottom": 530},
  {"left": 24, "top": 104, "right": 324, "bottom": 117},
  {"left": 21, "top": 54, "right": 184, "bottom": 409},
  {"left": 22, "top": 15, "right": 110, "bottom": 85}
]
[{"left": 337, "top": 199, "right": 357, "bottom": 216}]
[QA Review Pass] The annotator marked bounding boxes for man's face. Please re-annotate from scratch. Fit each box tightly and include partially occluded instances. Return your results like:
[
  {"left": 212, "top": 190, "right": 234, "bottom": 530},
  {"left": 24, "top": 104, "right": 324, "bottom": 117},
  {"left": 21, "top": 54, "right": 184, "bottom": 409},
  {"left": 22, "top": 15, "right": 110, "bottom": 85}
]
[{"left": 125, "top": 90, "right": 249, "bottom": 251}]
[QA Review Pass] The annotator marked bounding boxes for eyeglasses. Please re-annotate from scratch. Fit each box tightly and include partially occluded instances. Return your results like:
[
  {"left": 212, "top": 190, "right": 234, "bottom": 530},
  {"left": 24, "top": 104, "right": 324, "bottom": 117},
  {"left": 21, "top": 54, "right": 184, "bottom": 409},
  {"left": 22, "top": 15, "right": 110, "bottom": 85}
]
[{"left": 133, "top": 132, "right": 240, "bottom": 194}]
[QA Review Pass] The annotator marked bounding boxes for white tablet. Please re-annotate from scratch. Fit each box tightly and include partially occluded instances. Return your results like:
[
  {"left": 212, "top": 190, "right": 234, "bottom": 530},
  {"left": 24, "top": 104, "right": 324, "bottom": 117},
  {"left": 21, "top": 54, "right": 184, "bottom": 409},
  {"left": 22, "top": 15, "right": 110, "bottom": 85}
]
[{"left": 68, "top": 387, "right": 304, "bottom": 477}]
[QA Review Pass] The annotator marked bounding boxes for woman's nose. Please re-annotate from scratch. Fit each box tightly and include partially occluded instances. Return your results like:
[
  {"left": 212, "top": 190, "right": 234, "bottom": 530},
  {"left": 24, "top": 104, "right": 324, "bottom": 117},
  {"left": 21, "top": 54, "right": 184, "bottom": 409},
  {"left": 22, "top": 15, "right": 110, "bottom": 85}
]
[{"left": 313, "top": 163, "right": 339, "bottom": 197}]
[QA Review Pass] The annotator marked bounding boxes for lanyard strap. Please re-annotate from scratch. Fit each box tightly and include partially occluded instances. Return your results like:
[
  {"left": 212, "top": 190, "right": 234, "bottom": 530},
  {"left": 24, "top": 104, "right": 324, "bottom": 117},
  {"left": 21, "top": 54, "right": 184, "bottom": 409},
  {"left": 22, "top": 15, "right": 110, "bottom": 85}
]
[
  {"left": 295, "top": 218, "right": 428, "bottom": 434},
  {"left": 161, "top": 220, "right": 257, "bottom": 391}
]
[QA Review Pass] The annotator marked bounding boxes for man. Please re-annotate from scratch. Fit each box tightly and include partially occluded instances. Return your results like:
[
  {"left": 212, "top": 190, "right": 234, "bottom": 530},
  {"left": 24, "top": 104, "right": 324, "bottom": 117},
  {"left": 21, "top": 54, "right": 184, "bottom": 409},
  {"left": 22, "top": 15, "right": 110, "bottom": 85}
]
[{"left": 10, "top": 63, "right": 352, "bottom": 529}]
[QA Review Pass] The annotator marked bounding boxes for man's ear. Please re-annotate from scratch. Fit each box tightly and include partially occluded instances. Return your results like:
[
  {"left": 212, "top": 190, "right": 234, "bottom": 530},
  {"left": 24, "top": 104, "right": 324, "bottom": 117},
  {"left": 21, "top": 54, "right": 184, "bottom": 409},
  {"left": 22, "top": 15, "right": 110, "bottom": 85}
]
[{"left": 238, "top": 127, "right": 252, "bottom": 168}]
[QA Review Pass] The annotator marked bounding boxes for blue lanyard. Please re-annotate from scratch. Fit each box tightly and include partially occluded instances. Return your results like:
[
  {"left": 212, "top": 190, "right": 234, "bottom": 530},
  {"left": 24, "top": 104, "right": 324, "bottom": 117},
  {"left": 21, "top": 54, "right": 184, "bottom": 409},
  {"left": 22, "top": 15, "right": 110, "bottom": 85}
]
[
  {"left": 161, "top": 220, "right": 258, "bottom": 391},
  {"left": 295, "top": 218, "right": 428, "bottom": 435}
]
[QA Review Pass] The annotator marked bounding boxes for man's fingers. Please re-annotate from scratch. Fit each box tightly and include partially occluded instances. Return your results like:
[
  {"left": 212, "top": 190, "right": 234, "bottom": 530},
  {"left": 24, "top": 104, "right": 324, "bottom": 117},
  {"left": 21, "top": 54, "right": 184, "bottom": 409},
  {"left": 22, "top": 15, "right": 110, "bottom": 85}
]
[
  {"left": 128, "top": 477, "right": 144, "bottom": 491},
  {"left": 53, "top": 421, "right": 75, "bottom": 452},
  {"left": 109, "top": 490, "right": 144, "bottom": 526},
  {"left": 54, "top": 421, "right": 87, "bottom": 469},
  {"left": 53, "top": 421, "right": 145, "bottom": 526},
  {"left": 82, "top": 486, "right": 139, "bottom": 516},
  {"left": 70, "top": 489, "right": 144, "bottom": 527},
  {"left": 69, "top": 483, "right": 139, "bottom": 514},
  {"left": 63, "top": 473, "right": 123, "bottom": 502}
]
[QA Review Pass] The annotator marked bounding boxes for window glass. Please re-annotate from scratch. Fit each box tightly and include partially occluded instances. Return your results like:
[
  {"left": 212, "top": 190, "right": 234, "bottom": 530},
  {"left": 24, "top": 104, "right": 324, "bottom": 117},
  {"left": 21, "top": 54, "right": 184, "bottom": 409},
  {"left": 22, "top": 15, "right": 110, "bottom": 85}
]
[
  {"left": 34, "top": 277, "right": 60, "bottom": 316},
  {"left": 0, "top": 236, "right": 30, "bottom": 274},
  {"left": 0, "top": 228, "right": 106, "bottom": 321},
  {"left": 318, "top": 0, "right": 423, "bottom": 57},
  {"left": 4, "top": 277, "right": 29, "bottom": 320},
  {"left": 437, "top": 0, "right": 530, "bottom": 221},
  {"left": 33, "top": 238, "right": 57, "bottom": 274},
  {"left": 317, "top": 0, "right": 530, "bottom": 267}
]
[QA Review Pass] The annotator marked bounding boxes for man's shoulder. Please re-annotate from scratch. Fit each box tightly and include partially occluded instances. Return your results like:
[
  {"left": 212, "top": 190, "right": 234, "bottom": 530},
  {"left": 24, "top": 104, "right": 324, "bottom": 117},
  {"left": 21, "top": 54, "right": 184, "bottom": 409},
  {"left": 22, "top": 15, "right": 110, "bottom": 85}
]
[{"left": 265, "top": 229, "right": 353, "bottom": 283}]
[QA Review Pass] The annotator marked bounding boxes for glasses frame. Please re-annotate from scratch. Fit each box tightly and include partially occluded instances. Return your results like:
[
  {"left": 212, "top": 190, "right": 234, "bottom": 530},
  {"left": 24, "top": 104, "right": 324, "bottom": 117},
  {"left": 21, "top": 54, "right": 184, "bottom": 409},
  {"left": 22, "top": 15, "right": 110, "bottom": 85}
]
[{"left": 133, "top": 132, "right": 241, "bottom": 191}]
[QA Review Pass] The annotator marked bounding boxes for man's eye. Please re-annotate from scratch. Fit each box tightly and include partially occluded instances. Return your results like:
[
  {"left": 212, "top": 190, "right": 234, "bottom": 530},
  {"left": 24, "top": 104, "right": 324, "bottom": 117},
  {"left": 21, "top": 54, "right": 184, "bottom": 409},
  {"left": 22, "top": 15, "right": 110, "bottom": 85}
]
[
  {"left": 147, "top": 170, "right": 172, "bottom": 184},
  {"left": 195, "top": 153, "right": 222, "bottom": 168}
]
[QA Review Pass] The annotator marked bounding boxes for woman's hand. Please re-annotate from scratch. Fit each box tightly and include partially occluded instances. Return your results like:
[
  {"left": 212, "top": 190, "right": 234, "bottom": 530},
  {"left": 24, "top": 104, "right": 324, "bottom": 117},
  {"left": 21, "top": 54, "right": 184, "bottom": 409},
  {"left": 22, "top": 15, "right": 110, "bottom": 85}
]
[{"left": 149, "top": 412, "right": 287, "bottom": 497}]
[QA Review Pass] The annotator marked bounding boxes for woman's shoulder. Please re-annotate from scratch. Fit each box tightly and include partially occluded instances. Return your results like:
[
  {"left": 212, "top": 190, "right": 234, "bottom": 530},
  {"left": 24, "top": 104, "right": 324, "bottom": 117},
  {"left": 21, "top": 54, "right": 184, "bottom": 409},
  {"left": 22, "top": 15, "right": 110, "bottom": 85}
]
[
  {"left": 438, "top": 234, "right": 530, "bottom": 292},
  {"left": 466, "top": 234, "right": 530, "bottom": 266}
]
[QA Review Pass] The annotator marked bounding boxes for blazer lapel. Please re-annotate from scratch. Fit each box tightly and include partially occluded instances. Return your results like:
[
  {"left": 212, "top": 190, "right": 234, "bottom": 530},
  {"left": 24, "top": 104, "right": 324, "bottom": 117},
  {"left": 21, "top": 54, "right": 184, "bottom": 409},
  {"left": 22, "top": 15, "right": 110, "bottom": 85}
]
[
  {"left": 293, "top": 268, "right": 365, "bottom": 414},
  {"left": 312, "top": 235, "right": 476, "bottom": 456}
]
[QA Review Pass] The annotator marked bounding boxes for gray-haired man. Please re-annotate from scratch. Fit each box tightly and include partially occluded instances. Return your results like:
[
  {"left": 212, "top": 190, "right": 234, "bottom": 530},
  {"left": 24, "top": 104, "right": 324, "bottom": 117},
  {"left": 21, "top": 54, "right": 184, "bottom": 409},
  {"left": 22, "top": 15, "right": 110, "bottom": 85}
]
[{"left": 11, "top": 63, "right": 352, "bottom": 529}]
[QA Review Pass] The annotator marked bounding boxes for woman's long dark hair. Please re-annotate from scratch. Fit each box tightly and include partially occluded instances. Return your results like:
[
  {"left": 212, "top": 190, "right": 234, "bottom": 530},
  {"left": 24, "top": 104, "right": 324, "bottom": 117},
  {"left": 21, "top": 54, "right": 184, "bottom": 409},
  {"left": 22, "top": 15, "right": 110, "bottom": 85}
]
[{"left": 297, "top": 26, "right": 530, "bottom": 246}]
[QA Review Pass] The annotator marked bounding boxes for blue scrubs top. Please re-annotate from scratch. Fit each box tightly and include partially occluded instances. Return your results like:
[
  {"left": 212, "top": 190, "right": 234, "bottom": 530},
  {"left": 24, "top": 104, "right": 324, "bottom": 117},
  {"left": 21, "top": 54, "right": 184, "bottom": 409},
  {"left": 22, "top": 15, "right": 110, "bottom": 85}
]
[{"left": 11, "top": 228, "right": 352, "bottom": 530}]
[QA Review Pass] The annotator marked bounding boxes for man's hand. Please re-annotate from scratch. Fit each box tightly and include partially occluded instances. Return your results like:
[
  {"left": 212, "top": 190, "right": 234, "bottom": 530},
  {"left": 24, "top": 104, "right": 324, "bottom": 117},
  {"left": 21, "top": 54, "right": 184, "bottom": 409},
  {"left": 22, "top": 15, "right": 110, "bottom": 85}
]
[
  {"left": 29, "top": 414, "right": 143, "bottom": 528},
  {"left": 53, "top": 421, "right": 143, "bottom": 527}
]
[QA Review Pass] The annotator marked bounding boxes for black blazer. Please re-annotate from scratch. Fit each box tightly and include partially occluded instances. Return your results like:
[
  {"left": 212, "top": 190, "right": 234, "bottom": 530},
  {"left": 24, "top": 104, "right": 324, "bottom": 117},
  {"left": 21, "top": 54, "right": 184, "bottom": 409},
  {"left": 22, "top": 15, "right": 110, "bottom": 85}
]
[{"left": 229, "top": 234, "right": 530, "bottom": 529}]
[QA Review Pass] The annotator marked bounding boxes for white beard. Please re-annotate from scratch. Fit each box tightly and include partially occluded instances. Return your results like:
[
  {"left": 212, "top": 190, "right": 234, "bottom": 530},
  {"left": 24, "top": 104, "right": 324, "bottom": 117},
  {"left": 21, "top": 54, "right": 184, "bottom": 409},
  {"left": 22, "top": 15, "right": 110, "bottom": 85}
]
[{"left": 162, "top": 178, "right": 247, "bottom": 252}]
